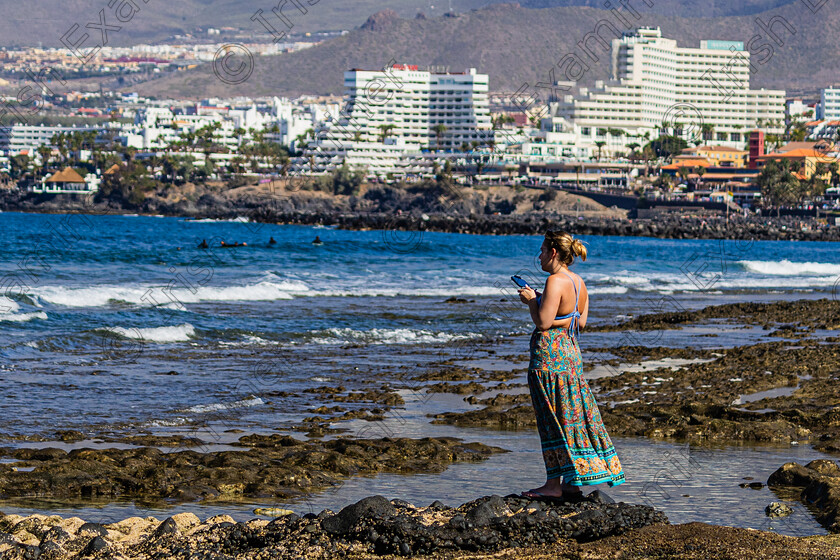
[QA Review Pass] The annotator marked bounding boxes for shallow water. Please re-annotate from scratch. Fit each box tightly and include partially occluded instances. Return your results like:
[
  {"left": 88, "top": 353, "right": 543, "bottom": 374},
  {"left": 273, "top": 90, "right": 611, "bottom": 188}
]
[
  {"left": 0, "top": 436, "right": 826, "bottom": 537},
  {"left": 2, "top": 212, "right": 840, "bottom": 535}
]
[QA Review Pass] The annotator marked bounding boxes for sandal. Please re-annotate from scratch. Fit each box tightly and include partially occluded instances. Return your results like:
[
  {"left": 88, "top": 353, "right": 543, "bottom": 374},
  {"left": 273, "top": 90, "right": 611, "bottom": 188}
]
[{"left": 520, "top": 489, "right": 571, "bottom": 504}]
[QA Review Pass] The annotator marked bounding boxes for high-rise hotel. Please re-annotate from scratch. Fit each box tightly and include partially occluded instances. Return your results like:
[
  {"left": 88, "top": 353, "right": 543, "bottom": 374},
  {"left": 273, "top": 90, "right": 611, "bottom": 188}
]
[
  {"left": 550, "top": 27, "right": 785, "bottom": 149},
  {"left": 301, "top": 64, "right": 492, "bottom": 175}
]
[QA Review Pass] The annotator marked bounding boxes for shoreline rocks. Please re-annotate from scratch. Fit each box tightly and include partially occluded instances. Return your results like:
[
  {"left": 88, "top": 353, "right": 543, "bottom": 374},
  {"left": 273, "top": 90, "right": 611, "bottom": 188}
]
[
  {"left": 769, "top": 460, "right": 840, "bottom": 532},
  {"left": 0, "top": 492, "right": 668, "bottom": 559},
  {"left": 0, "top": 436, "right": 505, "bottom": 504},
  {"left": 2, "top": 186, "right": 839, "bottom": 242},
  {"left": 4, "top": 495, "right": 840, "bottom": 559}
]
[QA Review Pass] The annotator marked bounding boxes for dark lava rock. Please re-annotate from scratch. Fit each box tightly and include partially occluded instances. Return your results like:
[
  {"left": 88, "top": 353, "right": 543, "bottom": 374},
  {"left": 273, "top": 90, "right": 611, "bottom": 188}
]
[
  {"left": 769, "top": 460, "right": 840, "bottom": 532},
  {"left": 465, "top": 495, "right": 509, "bottom": 526},
  {"left": 153, "top": 517, "right": 180, "bottom": 538},
  {"left": 322, "top": 495, "right": 396, "bottom": 535},
  {"left": 81, "top": 535, "right": 108, "bottom": 555},
  {"left": 40, "top": 526, "right": 72, "bottom": 545},
  {"left": 77, "top": 522, "right": 108, "bottom": 538},
  {"left": 588, "top": 490, "right": 616, "bottom": 504},
  {"left": 0, "top": 436, "right": 504, "bottom": 504},
  {"left": 38, "top": 540, "right": 65, "bottom": 559}
]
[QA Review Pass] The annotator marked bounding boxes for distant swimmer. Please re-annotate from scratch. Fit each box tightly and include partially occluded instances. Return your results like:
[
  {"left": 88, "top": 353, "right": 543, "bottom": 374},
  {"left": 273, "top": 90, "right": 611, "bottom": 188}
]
[
  {"left": 269, "top": 237, "right": 277, "bottom": 245},
  {"left": 198, "top": 239, "right": 209, "bottom": 249},
  {"left": 220, "top": 241, "right": 246, "bottom": 248},
  {"left": 312, "top": 235, "right": 323, "bottom": 245}
]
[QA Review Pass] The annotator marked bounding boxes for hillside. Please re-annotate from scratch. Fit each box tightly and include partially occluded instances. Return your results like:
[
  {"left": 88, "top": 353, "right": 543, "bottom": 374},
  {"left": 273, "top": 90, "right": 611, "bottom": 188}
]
[
  {"left": 125, "top": 2, "right": 838, "bottom": 98},
  {"left": 0, "top": 0, "right": 811, "bottom": 47}
]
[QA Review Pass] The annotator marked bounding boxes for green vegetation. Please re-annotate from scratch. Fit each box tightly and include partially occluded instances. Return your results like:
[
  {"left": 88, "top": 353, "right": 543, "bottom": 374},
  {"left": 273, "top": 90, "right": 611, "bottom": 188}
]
[
  {"left": 314, "top": 164, "right": 365, "bottom": 196},
  {"left": 645, "top": 135, "right": 688, "bottom": 159},
  {"left": 756, "top": 159, "right": 830, "bottom": 216}
]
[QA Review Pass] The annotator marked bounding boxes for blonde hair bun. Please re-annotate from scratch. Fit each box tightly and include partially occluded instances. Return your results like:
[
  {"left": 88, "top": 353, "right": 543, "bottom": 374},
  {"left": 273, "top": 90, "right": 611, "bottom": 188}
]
[
  {"left": 545, "top": 230, "right": 588, "bottom": 265},
  {"left": 571, "top": 239, "right": 587, "bottom": 261}
]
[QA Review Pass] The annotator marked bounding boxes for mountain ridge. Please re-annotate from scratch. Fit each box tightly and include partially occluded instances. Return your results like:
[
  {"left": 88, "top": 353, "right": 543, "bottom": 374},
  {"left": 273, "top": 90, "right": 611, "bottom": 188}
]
[
  {"left": 0, "top": 0, "right": 811, "bottom": 47},
  {"left": 124, "top": 2, "right": 838, "bottom": 98}
]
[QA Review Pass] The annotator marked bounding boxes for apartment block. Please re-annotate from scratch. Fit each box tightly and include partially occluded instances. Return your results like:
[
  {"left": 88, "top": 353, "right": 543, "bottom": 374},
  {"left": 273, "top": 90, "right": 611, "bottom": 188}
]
[
  {"left": 552, "top": 28, "right": 785, "bottom": 150},
  {"left": 303, "top": 64, "right": 493, "bottom": 174},
  {"left": 818, "top": 87, "right": 840, "bottom": 121}
]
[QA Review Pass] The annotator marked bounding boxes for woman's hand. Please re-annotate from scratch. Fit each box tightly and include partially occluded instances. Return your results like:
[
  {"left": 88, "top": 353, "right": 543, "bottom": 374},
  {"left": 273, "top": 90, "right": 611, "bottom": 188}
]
[{"left": 518, "top": 287, "right": 538, "bottom": 304}]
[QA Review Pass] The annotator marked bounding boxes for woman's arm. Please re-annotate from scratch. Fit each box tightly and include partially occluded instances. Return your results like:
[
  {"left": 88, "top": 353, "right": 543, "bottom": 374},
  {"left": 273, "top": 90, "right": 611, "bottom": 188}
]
[{"left": 523, "top": 275, "right": 562, "bottom": 330}]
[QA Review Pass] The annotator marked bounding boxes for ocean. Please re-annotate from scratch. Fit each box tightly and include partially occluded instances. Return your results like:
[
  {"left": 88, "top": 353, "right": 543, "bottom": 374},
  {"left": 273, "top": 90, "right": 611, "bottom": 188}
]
[{"left": 1, "top": 211, "right": 839, "bottom": 534}]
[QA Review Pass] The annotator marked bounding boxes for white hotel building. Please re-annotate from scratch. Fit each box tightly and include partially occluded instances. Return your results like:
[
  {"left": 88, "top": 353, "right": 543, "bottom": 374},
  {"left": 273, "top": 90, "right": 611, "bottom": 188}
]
[
  {"left": 818, "top": 87, "right": 840, "bottom": 121},
  {"left": 548, "top": 27, "right": 785, "bottom": 156},
  {"left": 301, "top": 64, "right": 492, "bottom": 175}
]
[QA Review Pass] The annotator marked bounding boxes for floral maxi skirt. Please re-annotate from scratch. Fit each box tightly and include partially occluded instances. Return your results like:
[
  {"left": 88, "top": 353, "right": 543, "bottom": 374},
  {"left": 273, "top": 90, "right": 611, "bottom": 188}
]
[{"left": 528, "top": 327, "right": 625, "bottom": 486}]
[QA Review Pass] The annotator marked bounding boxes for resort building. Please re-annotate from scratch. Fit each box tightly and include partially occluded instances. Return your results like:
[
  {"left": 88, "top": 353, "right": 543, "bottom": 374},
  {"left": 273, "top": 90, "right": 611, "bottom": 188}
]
[
  {"left": 301, "top": 64, "right": 493, "bottom": 175},
  {"left": 550, "top": 27, "right": 785, "bottom": 154},
  {"left": 0, "top": 124, "right": 107, "bottom": 155},
  {"left": 30, "top": 166, "right": 100, "bottom": 193},
  {"left": 680, "top": 145, "right": 748, "bottom": 167},
  {"left": 818, "top": 87, "right": 840, "bottom": 121}
]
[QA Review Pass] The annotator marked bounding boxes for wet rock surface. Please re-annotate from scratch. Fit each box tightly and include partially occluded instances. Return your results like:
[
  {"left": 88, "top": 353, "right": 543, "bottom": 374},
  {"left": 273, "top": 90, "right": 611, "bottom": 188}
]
[
  {"left": 591, "top": 298, "right": 840, "bottom": 333},
  {"left": 0, "top": 493, "right": 667, "bottom": 559},
  {"left": 3, "top": 496, "right": 840, "bottom": 559},
  {"left": 0, "top": 436, "right": 505, "bottom": 504},
  {"left": 431, "top": 300, "right": 840, "bottom": 450},
  {"left": 769, "top": 460, "right": 840, "bottom": 532}
]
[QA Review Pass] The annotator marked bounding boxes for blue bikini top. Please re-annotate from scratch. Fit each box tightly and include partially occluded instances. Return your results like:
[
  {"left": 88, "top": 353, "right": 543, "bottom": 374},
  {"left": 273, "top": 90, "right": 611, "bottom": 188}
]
[
  {"left": 537, "top": 270, "right": 582, "bottom": 336},
  {"left": 555, "top": 271, "right": 582, "bottom": 336}
]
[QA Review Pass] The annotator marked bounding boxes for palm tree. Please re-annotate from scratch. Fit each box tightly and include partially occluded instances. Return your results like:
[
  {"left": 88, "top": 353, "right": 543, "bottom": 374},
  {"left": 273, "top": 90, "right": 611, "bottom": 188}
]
[
  {"left": 677, "top": 166, "right": 689, "bottom": 186},
  {"left": 432, "top": 124, "right": 447, "bottom": 151},
  {"left": 36, "top": 145, "right": 52, "bottom": 178},
  {"left": 378, "top": 124, "right": 396, "bottom": 143},
  {"left": 295, "top": 129, "right": 314, "bottom": 151},
  {"left": 594, "top": 141, "right": 606, "bottom": 162},
  {"left": 627, "top": 142, "right": 641, "bottom": 163},
  {"left": 696, "top": 166, "right": 706, "bottom": 188}
]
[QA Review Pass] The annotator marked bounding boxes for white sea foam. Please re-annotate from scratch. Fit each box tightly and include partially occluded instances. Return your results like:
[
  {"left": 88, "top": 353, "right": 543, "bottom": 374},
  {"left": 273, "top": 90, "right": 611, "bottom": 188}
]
[
  {"left": 145, "top": 417, "right": 192, "bottom": 427},
  {"left": 300, "top": 286, "right": 504, "bottom": 298},
  {"left": 307, "top": 328, "right": 480, "bottom": 345},
  {"left": 588, "top": 286, "right": 629, "bottom": 295},
  {"left": 185, "top": 216, "right": 250, "bottom": 223},
  {"left": 0, "top": 297, "right": 20, "bottom": 313},
  {"left": 32, "top": 280, "right": 300, "bottom": 308},
  {"left": 107, "top": 323, "right": 196, "bottom": 343},
  {"left": 184, "top": 396, "right": 264, "bottom": 414},
  {"left": 0, "top": 297, "right": 48, "bottom": 322},
  {"left": 739, "top": 260, "right": 840, "bottom": 277},
  {"left": 0, "top": 311, "right": 48, "bottom": 323},
  {"left": 219, "top": 335, "right": 281, "bottom": 347}
]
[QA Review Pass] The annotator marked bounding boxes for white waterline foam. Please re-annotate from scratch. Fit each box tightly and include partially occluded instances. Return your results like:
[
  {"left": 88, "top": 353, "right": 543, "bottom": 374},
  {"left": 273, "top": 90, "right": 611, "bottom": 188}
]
[{"left": 106, "top": 324, "right": 196, "bottom": 343}]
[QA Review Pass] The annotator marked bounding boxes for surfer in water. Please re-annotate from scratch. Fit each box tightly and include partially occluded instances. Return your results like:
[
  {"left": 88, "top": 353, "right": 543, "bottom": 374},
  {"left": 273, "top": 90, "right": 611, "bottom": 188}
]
[{"left": 312, "top": 236, "right": 323, "bottom": 245}]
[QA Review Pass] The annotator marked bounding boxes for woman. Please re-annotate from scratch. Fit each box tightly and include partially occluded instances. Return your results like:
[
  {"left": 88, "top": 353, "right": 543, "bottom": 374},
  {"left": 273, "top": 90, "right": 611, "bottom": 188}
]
[{"left": 517, "top": 230, "right": 625, "bottom": 501}]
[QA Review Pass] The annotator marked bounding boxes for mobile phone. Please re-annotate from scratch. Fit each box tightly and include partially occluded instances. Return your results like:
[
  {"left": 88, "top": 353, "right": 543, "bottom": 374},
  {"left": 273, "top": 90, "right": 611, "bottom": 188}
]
[{"left": 511, "top": 275, "right": 530, "bottom": 289}]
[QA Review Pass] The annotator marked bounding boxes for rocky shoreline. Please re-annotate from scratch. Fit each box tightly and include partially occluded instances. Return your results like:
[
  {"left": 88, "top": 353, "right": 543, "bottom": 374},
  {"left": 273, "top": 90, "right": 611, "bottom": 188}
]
[
  {"left": 3, "top": 298, "right": 840, "bottom": 556},
  {"left": 3, "top": 492, "right": 840, "bottom": 560},
  {"left": 3, "top": 185, "right": 839, "bottom": 241},
  {"left": 0, "top": 436, "right": 504, "bottom": 505}
]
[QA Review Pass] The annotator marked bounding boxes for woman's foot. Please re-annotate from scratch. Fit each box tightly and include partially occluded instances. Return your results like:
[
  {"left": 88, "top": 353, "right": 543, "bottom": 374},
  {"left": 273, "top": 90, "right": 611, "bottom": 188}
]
[
  {"left": 521, "top": 481, "right": 564, "bottom": 500},
  {"left": 521, "top": 479, "right": 585, "bottom": 501},
  {"left": 560, "top": 483, "right": 584, "bottom": 499}
]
